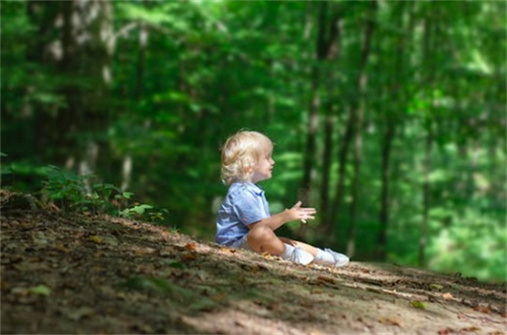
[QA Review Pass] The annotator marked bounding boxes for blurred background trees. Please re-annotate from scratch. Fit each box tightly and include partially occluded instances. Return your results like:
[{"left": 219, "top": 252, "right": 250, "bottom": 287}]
[{"left": 2, "top": 0, "right": 505, "bottom": 282}]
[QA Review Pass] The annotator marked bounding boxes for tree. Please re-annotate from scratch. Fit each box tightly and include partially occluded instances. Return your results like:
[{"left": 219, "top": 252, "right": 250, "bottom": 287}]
[
  {"left": 376, "top": 1, "right": 413, "bottom": 260},
  {"left": 345, "top": 0, "right": 377, "bottom": 257},
  {"left": 301, "top": 1, "right": 341, "bottom": 200},
  {"left": 27, "top": 0, "right": 114, "bottom": 177}
]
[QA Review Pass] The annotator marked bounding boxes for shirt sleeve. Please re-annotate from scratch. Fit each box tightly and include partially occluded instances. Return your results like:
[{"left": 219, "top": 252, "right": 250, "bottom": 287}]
[{"left": 233, "top": 189, "right": 268, "bottom": 226}]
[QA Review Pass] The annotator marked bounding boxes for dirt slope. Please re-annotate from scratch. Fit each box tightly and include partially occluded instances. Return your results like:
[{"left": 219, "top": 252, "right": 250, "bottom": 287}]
[{"left": 1, "top": 207, "right": 506, "bottom": 334}]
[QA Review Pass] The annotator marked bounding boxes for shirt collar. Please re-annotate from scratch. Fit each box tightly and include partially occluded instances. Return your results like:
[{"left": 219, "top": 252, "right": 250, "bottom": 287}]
[{"left": 239, "top": 181, "right": 264, "bottom": 196}]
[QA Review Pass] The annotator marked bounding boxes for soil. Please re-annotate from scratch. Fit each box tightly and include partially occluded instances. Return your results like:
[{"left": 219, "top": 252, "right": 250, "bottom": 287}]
[{"left": 1, "top": 204, "right": 506, "bottom": 334}]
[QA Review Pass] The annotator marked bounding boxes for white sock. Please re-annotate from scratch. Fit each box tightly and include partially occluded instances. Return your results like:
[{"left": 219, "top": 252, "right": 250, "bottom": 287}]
[
  {"left": 280, "top": 243, "right": 296, "bottom": 260},
  {"left": 280, "top": 243, "right": 314, "bottom": 265},
  {"left": 314, "top": 248, "right": 335, "bottom": 265}
]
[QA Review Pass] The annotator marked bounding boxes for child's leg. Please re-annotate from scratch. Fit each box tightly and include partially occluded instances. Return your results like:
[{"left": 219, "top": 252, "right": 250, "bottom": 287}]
[
  {"left": 247, "top": 225, "right": 314, "bottom": 265},
  {"left": 247, "top": 224, "right": 286, "bottom": 255},
  {"left": 279, "top": 237, "right": 319, "bottom": 257}
]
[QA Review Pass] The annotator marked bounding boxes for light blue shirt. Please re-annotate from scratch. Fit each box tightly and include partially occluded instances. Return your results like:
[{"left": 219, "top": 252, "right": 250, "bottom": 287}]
[{"left": 215, "top": 181, "right": 270, "bottom": 246}]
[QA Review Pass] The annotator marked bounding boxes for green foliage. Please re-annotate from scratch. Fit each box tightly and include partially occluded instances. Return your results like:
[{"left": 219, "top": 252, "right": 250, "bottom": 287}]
[
  {"left": 36, "top": 165, "right": 168, "bottom": 223},
  {"left": 411, "top": 300, "right": 426, "bottom": 309},
  {"left": 119, "top": 204, "right": 169, "bottom": 223},
  {"left": 28, "top": 285, "right": 51, "bottom": 297},
  {"left": 41, "top": 165, "right": 86, "bottom": 208},
  {"left": 1, "top": 1, "right": 505, "bottom": 282},
  {"left": 427, "top": 210, "right": 506, "bottom": 282}
]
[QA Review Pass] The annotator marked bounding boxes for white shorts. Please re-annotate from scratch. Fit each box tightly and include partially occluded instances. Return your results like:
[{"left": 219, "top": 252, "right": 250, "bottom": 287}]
[{"left": 229, "top": 234, "right": 251, "bottom": 250}]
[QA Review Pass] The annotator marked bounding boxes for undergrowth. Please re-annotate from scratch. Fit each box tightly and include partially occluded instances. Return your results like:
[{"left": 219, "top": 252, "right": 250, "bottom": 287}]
[{"left": 2, "top": 163, "right": 168, "bottom": 223}]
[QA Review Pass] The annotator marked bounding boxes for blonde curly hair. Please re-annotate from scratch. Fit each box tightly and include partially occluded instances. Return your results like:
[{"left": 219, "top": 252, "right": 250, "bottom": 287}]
[{"left": 221, "top": 130, "right": 273, "bottom": 185}]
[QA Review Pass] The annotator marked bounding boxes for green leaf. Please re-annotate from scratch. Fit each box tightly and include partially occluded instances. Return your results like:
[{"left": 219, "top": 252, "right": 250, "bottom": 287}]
[
  {"left": 411, "top": 300, "right": 426, "bottom": 309},
  {"left": 131, "top": 204, "right": 153, "bottom": 215},
  {"left": 122, "top": 192, "right": 134, "bottom": 199},
  {"left": 120, "top": 204, "right": 154, "bottom": 217},
  {"left": 29, "top": 284, "right": 51, "bottom": 296}
]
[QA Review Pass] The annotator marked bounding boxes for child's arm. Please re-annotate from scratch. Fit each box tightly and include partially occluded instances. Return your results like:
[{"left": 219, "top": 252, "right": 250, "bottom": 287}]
[{"left": 249, "top": 201, "right": 316, "bottom": 231}]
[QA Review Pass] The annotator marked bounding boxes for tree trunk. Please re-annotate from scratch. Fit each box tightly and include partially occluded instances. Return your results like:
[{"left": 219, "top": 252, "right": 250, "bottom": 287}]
[
  {"left": 28, "top": 0, "right": 114, "bottom": 178},
  {"left": 419, "top": 120, "right": 433, "bottom": 266},
  {"left": 302, "top": 68, "right": 320, "bottom": 193},
  {"left": 71, "top": 1, "right": 113, "bottom": 179},
  {"left": 330, "top": 106, "right": 354, "bottom": 239},
  {"left": 418, "top": 14, "right": 437, "bottom": 267},
  {"left": 377, "top": 121, "right": 395, "bottom": 259},
  {"left": 320, "top": 111, "right": 334, "bottom": 225},
  {"left": 376, "top": 1, "right": 412, "bottom": 260},
  {"left": 123, "top": 7, "right": 149, "bottom": 191},
  {"left": 27, "top": 1, "right": 61, "bottom": 161},
  {"left": 346, "top": 0, "right": 377, "bottom": 257},
  {"left": 301, "top": 2, "right": 341, "bottom": 198}
]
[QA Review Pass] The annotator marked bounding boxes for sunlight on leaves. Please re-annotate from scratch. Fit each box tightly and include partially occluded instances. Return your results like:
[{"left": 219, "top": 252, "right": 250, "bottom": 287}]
[{"left": 28, "top": 284, "right": 51, "bottom": 296}]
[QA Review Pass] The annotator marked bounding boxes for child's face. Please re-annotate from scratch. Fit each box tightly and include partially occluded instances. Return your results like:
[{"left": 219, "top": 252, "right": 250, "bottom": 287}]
[{"left": 251, "top": 151, "right": 275, "bottom": 183}]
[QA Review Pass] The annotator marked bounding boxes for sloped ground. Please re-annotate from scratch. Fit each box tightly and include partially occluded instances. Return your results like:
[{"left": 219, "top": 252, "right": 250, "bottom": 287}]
[{"left": 1, "top": 205, "right": 506, "bottom": 334}]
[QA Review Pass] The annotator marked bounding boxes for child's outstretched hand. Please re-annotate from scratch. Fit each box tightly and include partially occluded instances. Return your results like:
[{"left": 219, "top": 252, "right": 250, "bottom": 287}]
[{"left": 287, "top": 201, "right": 316, "bottom": 224}]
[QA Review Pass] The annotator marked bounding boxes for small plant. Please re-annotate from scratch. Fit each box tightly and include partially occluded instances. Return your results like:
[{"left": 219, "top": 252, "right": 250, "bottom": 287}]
[
  {"left": 120, "top": 203, "right": 169, "bottom": 223},
  {"left": 41, "top": 165, "right": 87, "bottom": 210},
  {"left": 39, "top": 165, "right": 167, "bottom": 222}
]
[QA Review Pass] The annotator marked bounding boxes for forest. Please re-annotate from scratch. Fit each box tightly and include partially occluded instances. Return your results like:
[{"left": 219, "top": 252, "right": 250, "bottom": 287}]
[{"left": 1, "top": 0, "right": 506, "bottom": 283}]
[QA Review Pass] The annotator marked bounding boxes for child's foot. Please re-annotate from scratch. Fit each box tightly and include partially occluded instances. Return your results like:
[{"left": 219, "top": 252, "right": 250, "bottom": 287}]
[
  {"left": 324, "top": 248, "right": 349, "bottom": 267},
  {"left": 288, "top": 247, "right": 314, "bottom": 265}
]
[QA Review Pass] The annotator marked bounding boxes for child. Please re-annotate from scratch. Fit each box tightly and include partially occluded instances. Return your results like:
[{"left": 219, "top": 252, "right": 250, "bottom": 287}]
[{"left": 215, "top": 130, "right": 349, "bottom": 267}]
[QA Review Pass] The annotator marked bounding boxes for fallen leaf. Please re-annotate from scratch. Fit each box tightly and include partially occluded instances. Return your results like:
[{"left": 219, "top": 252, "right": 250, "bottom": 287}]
[
  {"left": 65, "top": 307, "right": 95, "bottom": 321},
  {"left": 438, "top": 328, "right": 453, "bottom": 335},
  {"left": 102, "top": 236, "right": 119, "bottom": 246},
  {"left": 28, "top": 284, "right": 51, "bottom": 296},
  {"left": 442, "top": 292, "right": 453, "bottom": 300},
  {"left": 133, "top": 247, "right": 157, "bottom": 255},
  {"left": 184, "top": 243, "right": 196, "bottom": 251},
  {"left": 430, "top": 284, "right": 444, "bottom": 291},
  {"left": 461, "top": 326, "right": 480, "bottom": 332},
  {"left": 181, "top": 252, "right": 196, "bottom": 261},
  {"left": 88, "top": 235, "right": 104, "bottom": 244},
  {"left": 379, "top": 317, "right": 401, "bottom": 327},
  {"left": 317, "top": 276, "right": 335, "bottom": 284},
  {"left": 14, "top": 261, "right": 48, "bottom": 272},
  {"left": 220, "top": 247, "right": 237, "bottom": 254},
  {"left": 53, "top": 243, "right": 70, "bottom": 253},
  {"left": 31, "top": 231, "right": 49, "bottom": 246},
  {"left": 473, "top": 306, "right": 491, "bottom": 314},
  {"left": 266, "top": 302, "right": 279, "bottom": 311},
  {"left": 11, "top": 287, "right": 29, "bottom": 296},
  {"left": 411, "top": 300, "right": 426, "bottom": 309},
  {"left": 159, "top": 249, "right": 173, "bottom": 257}
]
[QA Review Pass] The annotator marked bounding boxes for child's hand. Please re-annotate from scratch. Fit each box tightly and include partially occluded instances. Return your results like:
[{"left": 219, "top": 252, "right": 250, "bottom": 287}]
[{"left": 287, "top": 201, "right": 316, "bottom": 224}]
